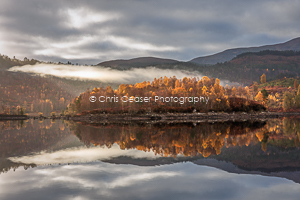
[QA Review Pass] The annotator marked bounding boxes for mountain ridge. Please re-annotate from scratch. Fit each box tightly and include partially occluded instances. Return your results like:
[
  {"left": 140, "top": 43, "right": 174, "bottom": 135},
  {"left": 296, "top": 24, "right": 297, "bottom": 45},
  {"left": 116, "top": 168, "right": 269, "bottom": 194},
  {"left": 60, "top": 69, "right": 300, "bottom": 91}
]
[
  {"left": 95, "top": 37, "right": 300, "bottom": 67},
  {"left": 97, "top": 56, "right": 178, "bottom": 68},
  {"left": 190, "top": 37, "right": 300, "bottom": 64}
]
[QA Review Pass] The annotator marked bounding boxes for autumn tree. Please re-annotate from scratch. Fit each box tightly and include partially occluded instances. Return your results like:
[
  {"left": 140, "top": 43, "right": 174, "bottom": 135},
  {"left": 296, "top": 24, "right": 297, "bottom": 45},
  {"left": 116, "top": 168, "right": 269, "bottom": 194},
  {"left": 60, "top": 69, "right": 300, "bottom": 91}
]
[
  {"left": 294, "top": 79, "right": 299, "bottom": 89},
  {"left": 105, "top": 86, "right": 114, "bottom": 95},
  {"left": 252, "top": 82, "right": 258, "bottom": 100},
  {"left": 231, "top": 87, "right": 237, "bottom": 97},
  {"left": 255, "top": 91, "right": 264, "bottom": 103},
  {"left": 175, "top": 80, "right": 181, "bottom": 88},
  {"left": 213, "top": 78, "right": 223, "bottom": 97},
  {"left": 261, "top": 73, "right": 266, "bottom": 84},
  {"left": 202, "top": 76, "right": 210, "bottom": 86},
  {"left": 237, "top": 86, "right": 244, "bottom": 97},
  {"left": 244, "top": 86, "right": 250, "bottom": 100},
  {"left": 295, "top": 85, "right": 300, "bottom": 108}
]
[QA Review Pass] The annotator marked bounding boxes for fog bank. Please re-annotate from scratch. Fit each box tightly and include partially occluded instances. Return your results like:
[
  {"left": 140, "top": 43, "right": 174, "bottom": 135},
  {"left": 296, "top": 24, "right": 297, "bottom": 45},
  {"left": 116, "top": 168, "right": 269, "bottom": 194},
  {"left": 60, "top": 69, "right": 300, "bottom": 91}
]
[{"left": 9, "top": 64, "right": 203, "bottom": 84}]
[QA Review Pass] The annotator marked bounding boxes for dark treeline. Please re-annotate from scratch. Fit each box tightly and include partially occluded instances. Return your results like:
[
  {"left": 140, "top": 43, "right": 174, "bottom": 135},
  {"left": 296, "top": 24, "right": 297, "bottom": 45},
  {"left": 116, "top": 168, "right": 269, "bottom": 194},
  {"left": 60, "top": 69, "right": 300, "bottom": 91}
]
[
  {"left": 234, "top": 50, "right": 300, "bottom": 59},
  {"left": 0, "top": 54, "right": 39, "bottom": 70}
]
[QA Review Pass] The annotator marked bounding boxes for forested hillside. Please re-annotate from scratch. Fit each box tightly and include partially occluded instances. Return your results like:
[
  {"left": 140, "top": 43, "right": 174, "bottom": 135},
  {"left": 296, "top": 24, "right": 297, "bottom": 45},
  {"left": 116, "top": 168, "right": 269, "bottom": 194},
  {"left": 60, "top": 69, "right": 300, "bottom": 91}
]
[
  {"left": 0, "top": 54, "right": 39, "bottom": 70},
  {"left": 0, "top": 71, "right": 73, "bottom": 115},
  {"left": 101, "top": 50, "right": 300, "bottom": 86},
  {"left": 190, "top": 37, "right": 300, "bottom": 64},
  {"left": 0, "top": 54, "right": 112, "bottom": 115},
  {"left": 196, "top": 50, "right": 300, "bottom": 85}
]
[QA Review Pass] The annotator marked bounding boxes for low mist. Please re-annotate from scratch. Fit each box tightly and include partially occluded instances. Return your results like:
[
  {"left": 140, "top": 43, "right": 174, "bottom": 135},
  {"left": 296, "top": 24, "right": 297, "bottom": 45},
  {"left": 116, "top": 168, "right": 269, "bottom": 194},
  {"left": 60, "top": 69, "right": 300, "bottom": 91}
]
[
  {"left": 8, "top": 63, "right": 231, "bottom": 86},
  {"left": 8, "top": 64, "right": 203, "bottom": 83}
]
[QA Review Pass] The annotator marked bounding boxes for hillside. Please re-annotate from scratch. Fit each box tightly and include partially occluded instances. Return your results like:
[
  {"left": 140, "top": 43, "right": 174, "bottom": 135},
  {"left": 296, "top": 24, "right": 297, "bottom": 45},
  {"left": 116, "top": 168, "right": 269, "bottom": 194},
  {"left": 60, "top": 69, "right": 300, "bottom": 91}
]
[
  {"left": 258, "top": 77, "right": 300, "bottom": 88},
  {"left": 0, "top": 71, "right": 115, "bottom": 115},
  {"left": 0, "top": 54, "right": 39, "bottom": 70},
  {"left": 190, "top": 37, "right": 300, "bottom": 64},
  {"left": 199, "top": 51, "right": 300, "bottom": 85},
  {"left": 246, "top": 77, "right": 300, "bottom": 112},
  {"left": 94, "top": 50, "right": 300, "bottom": 85},
  {"left": 0, "top": 71, "right": 74, "bottom": 115},
  {"left": 148, "top": 51, "right": 300, "bottom": 85},
  {"left": 97, "top": 56, "right": 178, "bottom": 68},
  {"left": 0, "top": 54, "right": 116, "bottom": 115}
]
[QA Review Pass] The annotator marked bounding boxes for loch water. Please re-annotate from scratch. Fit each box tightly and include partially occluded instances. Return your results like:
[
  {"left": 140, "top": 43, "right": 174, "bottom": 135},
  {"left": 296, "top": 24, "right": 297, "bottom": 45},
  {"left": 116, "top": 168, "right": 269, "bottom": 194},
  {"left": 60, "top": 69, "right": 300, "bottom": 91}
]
[{"left": 1, "top": 118, "right": 300, "bottom": 200}]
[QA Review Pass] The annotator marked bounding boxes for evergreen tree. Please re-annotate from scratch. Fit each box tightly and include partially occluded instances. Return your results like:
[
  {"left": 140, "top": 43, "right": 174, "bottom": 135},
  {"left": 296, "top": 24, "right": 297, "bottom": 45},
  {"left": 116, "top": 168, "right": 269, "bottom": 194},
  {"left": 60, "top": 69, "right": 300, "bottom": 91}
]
[
  {"left": 283, "top": 91, "right": 294, "bottom": 110},
  {"left": 253, "top": 82, "right": 258, "bottom": 94},
  {"left": 261, "top": 89, "right": 268, "bottom": 100}
]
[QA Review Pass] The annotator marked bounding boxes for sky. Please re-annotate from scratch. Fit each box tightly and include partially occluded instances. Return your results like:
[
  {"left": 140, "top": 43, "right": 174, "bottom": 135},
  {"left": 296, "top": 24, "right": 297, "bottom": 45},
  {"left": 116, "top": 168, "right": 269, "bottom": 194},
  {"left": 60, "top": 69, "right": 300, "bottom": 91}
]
[{"left": 0, "top": 0, "right": 300, "bottom": 65}]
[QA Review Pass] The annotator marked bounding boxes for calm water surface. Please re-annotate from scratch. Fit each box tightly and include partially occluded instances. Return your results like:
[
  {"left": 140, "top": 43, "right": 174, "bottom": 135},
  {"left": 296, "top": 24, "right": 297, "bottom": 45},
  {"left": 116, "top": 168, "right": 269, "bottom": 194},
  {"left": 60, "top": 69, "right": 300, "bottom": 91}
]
[{"left": 1, "top": 118, "right": 300, "bottom": 200}]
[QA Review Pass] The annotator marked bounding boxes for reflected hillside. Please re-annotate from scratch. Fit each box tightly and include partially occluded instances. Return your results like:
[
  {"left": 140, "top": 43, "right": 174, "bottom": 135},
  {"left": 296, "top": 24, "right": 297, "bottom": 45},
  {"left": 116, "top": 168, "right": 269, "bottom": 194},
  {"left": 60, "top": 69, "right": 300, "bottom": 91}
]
[
  {"left": 0, "top": 119, "right": 75, "bottom": 158},
  {"left": 210, "top": 117, "right": 300, "bottom": 173},
  {"left": 0, "top": 119, "right": 82, "bottom": 173},
  {"left": 70, "top": 118, "right": 300, "bottom": 158},
  {"left": 3, "top": 118, "right": 300, "bottom": 176},
  {"left": 70, "top": 121, "right": 267, "bottom": 158}
]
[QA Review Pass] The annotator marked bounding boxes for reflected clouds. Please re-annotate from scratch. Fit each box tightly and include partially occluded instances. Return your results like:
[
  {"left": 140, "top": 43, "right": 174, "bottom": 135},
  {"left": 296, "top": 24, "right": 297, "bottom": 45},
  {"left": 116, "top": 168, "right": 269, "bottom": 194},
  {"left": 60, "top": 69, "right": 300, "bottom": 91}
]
[
  {"left": 0, "top": 162, "right": 300, "bottom": 200},
  {"left": 8, "top": 144, "right": 160, "bottom": 165},
  {"left": 2, "top": 119, "right": 300, "bottom": 199}
]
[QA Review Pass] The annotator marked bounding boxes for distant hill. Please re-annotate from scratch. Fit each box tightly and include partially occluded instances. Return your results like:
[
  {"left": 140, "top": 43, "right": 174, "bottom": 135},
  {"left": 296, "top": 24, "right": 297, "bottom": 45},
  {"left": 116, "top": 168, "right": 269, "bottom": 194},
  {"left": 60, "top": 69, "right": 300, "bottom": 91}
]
[
  {"left": 197, "top": 50, "right": 300, "bottom": 85},
  {"left": 96, "top": 50, "right": 300, "bottom": 85},
  {"left": 190, "top": 37, "right": 300, "bottom": 64},
  {"left": 230, "top": 50, "right": 300, "bottom": 67},
  {"left": 97, "top": 57, "right": 178, "bottom": 68}
]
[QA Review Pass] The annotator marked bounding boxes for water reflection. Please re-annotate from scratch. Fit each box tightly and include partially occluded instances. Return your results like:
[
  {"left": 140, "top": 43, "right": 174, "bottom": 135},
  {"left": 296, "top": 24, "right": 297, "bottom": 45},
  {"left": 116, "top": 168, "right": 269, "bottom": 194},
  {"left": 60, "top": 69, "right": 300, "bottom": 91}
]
[
  {"left": 1, "top": 118, "right": 300, "bottom": 168},
  {"left": 0, "top": 119, "right": 82, "bottom": 173},
  {"left": 1, "top": 161, "right": 300, "bottom": 200},
  {"left": 69, "top": 118, "right": 300, "bottom": 157},
  {"left": 70, "top": 121, "right": 267, "bottom": 157},
  {"left": 9, "top": 144, "right": 160, "bottom": 165},
  {"left": 1, "top": 118, "right": 300, "bottom": 199}
]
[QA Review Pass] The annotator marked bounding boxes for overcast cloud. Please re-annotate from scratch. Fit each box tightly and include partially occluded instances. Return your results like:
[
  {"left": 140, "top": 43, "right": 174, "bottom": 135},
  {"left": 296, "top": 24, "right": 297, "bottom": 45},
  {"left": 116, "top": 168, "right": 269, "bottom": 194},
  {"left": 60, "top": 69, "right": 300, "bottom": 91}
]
[{"left": 0, "top": 0, "right": 300, "bottom": 64}]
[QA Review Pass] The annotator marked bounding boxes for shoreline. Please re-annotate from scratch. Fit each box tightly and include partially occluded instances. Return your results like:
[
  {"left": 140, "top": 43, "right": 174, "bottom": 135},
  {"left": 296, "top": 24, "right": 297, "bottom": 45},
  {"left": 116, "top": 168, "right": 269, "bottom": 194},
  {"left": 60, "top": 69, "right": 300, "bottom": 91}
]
[
  {"left": 1, "top": 112, "right": 300, "bottom": 123},
  {"left": 69, "top": 112, "right": 300, "bottom": 123},
  {"left": 0, "top": 115, "right": 29, "bottom": 120}
]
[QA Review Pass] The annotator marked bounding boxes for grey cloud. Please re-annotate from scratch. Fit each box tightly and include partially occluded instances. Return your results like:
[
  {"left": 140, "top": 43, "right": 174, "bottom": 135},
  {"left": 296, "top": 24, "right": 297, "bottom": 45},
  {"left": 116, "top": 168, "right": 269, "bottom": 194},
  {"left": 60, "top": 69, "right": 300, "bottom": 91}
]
[
  {"left": 0, "top": 0, "right": 299, "bottom": 64},
  {"left": 79, "top": 40, "right": 126, "bottom": 52}
]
